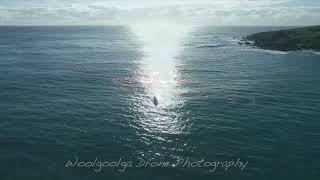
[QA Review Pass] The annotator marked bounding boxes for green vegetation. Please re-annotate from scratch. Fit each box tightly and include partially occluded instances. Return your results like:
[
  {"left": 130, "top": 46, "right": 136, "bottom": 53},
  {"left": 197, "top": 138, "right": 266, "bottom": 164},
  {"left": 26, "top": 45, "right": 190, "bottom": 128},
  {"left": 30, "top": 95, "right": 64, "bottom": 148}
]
[{"left": 246, "top": 26, "right": 320, "bottom": 51}]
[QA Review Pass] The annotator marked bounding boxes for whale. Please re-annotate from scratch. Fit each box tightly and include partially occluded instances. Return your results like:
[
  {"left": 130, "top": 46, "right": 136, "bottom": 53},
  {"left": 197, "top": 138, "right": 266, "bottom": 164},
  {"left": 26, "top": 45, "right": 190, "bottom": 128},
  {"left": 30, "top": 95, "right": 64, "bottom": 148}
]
[{"left": 153, "top": 96, "right": 158, "bottom": 106}]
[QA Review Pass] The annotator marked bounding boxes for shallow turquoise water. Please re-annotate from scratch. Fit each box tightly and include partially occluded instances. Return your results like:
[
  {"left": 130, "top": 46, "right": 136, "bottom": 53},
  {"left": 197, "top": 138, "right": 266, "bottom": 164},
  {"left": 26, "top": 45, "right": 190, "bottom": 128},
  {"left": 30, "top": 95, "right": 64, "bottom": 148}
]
[{"left": 0, "top": 26, "right": 319, "bottom": 180}]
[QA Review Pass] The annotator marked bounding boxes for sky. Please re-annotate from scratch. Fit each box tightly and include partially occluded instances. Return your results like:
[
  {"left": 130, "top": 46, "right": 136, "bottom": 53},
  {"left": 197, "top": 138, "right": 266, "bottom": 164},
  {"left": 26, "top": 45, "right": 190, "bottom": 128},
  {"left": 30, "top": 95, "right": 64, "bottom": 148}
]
[{"left": 0, "top": 0, "right": 319, "bottom": 25}]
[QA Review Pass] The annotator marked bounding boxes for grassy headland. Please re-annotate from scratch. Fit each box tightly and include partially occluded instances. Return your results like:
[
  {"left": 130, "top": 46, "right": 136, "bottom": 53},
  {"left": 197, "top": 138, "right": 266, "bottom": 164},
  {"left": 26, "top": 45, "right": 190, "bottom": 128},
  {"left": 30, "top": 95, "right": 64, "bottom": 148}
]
[{"left": 246, "top": 26, "right": 320, "bottom": 51}]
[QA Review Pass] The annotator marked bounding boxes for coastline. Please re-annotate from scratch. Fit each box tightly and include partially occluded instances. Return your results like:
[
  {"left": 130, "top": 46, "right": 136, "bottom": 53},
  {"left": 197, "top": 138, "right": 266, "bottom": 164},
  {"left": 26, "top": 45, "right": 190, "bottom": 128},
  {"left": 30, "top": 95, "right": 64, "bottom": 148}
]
[{"left": 244, "top": 25, "right": 320, "bottom": 51}]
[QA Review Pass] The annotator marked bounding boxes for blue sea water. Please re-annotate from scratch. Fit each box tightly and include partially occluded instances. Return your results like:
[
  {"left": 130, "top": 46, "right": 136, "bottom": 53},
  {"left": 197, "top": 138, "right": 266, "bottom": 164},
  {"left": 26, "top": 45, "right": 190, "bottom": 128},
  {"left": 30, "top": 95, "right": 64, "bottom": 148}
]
[{"left": 0, "top": 26, "right": 319, "bottom": 180}]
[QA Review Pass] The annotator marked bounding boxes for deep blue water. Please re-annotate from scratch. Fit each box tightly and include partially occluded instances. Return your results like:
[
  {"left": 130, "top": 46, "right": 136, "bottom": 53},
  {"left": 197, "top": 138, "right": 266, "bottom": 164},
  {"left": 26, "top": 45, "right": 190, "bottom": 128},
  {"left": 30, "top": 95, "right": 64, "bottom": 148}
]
[{"left": 0, "top": 26, "right": 319, "bottom": 180}]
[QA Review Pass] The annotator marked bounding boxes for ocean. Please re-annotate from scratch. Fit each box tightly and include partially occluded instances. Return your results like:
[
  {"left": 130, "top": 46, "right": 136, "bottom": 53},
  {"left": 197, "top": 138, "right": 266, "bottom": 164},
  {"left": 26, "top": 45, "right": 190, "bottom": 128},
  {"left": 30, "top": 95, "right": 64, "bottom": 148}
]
[{"left": 0, "top": 26, "right": 319, "bottom": 180}]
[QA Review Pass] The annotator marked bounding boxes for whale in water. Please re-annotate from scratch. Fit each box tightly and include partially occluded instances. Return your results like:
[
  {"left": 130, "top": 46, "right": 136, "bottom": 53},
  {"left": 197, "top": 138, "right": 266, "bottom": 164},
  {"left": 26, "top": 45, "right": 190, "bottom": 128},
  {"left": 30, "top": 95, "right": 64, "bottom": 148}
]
[{"left": 153, "top": 96, "right": 158, "bottom": 106}]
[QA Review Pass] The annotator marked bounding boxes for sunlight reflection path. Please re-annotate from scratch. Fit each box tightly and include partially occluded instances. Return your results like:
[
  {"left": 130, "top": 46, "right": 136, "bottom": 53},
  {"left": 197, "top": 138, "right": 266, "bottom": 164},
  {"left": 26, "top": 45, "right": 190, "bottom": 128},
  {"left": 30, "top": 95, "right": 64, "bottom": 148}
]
[{"left": 129, "top": 22, "right": 192, "bottom": 135}]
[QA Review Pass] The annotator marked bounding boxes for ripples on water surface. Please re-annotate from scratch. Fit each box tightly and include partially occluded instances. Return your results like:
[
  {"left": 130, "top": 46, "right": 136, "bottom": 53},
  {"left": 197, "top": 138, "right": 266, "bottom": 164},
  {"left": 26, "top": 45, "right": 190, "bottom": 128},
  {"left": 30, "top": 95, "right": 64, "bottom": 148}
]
[{"left": 0, "top": 26, "right": 320, "bottom": 179}]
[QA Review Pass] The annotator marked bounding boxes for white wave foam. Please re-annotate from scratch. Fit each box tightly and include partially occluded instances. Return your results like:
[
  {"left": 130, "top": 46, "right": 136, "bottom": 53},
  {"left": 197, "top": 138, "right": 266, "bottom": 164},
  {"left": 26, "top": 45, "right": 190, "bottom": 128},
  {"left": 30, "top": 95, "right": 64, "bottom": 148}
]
[
  {"left": 261, "top": 49, "right": 289, "bottom": 55},
  {"left": 245, "top": 48, "right": 289, "bottom": 55},
  {"left": 297, "top": 50, "right": 320, "bottom": 55}
]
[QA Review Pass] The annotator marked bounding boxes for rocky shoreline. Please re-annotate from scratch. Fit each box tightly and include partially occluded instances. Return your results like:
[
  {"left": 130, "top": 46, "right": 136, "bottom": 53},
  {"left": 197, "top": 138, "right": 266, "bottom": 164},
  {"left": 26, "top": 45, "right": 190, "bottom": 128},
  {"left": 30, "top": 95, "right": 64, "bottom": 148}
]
[{"left": 242, "top": 26, "right": 320, "bottom": 51}]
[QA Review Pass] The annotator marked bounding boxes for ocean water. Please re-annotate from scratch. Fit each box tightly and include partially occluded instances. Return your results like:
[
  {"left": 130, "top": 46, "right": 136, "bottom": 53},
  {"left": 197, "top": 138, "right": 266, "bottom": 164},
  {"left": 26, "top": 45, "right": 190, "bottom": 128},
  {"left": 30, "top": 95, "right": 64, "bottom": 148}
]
[{"left": 0, "top": 26, "right": 319, "bottom": 180}]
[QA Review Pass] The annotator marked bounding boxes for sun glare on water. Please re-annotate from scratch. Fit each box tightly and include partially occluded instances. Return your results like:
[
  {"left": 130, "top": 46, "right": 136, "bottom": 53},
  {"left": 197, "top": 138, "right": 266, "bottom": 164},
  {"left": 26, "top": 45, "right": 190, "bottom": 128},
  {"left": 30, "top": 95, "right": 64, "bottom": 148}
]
[{"left": 128, "top": 22, "right": 192, "bottom": 135}]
